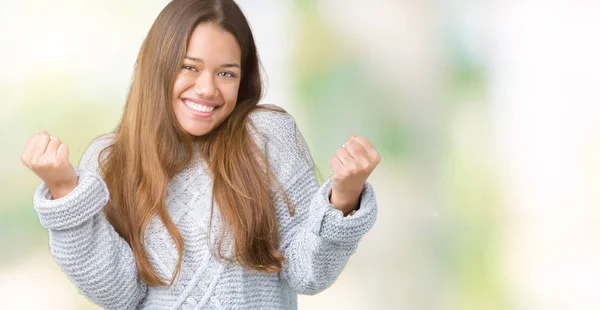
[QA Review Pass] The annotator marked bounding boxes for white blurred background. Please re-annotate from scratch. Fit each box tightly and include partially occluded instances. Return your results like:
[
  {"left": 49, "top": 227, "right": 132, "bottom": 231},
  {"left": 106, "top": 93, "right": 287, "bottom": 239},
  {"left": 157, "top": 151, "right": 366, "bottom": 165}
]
[{"left": 1, "top": 0, "right": 599, "bottom": 309}]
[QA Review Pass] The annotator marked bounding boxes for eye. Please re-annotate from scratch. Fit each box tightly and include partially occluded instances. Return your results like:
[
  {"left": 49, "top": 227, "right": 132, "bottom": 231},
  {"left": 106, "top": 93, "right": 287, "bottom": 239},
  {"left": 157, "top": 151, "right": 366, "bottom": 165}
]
[
  {"left": 182, "top": 65, "right": 197, "bottom": 72},
  {"left": 218, "top": 71, "right": 236, "bottom": 78}
]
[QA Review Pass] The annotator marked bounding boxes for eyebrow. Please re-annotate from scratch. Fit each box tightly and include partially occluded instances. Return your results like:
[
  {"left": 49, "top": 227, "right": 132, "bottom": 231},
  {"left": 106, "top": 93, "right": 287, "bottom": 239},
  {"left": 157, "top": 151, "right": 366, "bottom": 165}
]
[{"left": 185, "top": 56, "right": 241, "bottom": 69}]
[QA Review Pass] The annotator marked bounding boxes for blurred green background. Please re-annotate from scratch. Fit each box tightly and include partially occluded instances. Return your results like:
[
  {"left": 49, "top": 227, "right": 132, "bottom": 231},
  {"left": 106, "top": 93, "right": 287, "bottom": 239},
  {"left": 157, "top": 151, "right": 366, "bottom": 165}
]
[{"left": 2, "top": 1, "right": 599, "bottom": 309}]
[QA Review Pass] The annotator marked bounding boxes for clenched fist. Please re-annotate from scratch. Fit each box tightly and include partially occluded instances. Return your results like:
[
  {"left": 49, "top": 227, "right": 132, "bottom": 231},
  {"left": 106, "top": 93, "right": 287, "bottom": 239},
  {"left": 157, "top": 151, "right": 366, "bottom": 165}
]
[
  {"left": 21, "top": 131, "right": 78, "bottom": 199},
  {"left": 329, "top": 135, "right": 380, "bottom": 216}
]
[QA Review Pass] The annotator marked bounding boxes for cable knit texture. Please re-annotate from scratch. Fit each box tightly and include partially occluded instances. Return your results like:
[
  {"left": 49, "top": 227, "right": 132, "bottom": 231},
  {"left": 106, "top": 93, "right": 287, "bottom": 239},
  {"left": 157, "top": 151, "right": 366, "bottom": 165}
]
[{"left": 33, "top": 107, "right": 378, "bottom": 309}]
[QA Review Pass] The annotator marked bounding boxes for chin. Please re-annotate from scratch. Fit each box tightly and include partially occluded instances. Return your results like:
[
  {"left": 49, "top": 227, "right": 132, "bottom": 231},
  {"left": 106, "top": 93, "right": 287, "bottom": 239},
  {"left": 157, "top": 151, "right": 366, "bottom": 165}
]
[{"left": 185, "top": 126, "right": 213, "bottom": 137}]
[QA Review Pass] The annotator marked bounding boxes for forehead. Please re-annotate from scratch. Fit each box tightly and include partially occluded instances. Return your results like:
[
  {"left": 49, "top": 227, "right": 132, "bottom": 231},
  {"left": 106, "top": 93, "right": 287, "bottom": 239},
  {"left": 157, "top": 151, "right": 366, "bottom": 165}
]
[{"left": 186, "top": 22, "right": 241, "bottom": 64}]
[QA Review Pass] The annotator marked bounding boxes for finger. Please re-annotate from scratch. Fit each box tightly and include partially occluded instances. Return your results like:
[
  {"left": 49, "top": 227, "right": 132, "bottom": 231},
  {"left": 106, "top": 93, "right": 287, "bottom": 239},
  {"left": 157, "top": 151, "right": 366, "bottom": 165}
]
[
  {"left": 344, "top": 139, "right": 368, "bottom": 162},
  {"left": 21, "top": 133, "right": 41, "bottom": 166},
  {"left": 335, "top": 146, "right": 356, "bottom": 169},
  {"left": 351, "top": 136, "right": 380, "bottom": 163},
  {"left": 340, "top": 141, "right": 356, "bottom": 160},
  {"left": 345, "top": 140, "right": 372, "bottom": 172},
  {"left": 56, "top": 143, "right": 70, "bottom": 165},
  {"left": 330, "top": 156, "right": 344, "bottom": 174},
  {"left": 43, "top": 136, "right": 62, "bottom": 162},
  {"left": 30, "top": 133, "right": 52, "bottom": 166}
]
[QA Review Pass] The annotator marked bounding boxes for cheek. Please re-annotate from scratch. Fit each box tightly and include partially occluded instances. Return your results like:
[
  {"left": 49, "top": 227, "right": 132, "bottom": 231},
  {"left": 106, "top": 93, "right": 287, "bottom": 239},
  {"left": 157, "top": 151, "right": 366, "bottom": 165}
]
[
  {"left": 221, "top": 83, "right": 240, "bottom": 105},
  {"left": 172, "top": 76, "right": 186, "bottom": 96}
]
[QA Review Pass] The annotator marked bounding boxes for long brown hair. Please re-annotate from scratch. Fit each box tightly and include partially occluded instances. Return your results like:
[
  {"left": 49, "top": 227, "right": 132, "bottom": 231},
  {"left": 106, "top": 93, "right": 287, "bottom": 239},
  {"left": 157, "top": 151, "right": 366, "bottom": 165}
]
[{"left": 98, "top": 0, "right": 291, "bottom": 287}]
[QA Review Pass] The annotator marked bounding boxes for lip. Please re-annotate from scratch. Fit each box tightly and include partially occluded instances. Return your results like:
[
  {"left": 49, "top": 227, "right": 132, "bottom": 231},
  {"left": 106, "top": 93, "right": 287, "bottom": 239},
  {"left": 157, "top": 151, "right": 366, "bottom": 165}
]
[
  {"left": 181, "top": 97, "right": 220, "bottom": 107},
  {"left": 181, "top": 98, "right": 219, "bottom": 118}
]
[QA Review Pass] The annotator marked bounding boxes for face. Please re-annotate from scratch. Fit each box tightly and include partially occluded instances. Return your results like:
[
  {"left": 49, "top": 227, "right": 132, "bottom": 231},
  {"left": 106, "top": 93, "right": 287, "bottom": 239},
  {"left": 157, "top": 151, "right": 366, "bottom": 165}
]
[{"left": 172, "top": 22, "right": 242, "bottom": 137}]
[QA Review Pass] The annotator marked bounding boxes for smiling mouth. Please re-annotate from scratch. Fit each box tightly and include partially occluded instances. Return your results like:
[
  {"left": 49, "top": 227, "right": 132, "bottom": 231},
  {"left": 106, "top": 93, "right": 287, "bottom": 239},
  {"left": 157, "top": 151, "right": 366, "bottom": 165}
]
[{"left": 183, "top": 99, "right": 219, "bottom": 113}]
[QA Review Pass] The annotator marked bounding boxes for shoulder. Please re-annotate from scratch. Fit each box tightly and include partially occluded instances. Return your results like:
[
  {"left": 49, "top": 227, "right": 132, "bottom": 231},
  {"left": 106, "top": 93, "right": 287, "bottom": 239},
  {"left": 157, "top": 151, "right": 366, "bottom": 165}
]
[
  {"left": 248, "top": 104, "right": 299, "bottom": 143},
  {"left": 78, "top": 133, "right": 116, "bottom": 172},
  {"left": 247, "top": 105, "right": 312, "bottom": 170}
]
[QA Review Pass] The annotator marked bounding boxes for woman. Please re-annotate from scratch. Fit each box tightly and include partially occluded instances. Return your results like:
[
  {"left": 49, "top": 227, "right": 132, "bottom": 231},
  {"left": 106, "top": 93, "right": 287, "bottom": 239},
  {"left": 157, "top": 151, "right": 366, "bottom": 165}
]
[{"left": 21, "top": 0, "right": 380, "bottom": 309}]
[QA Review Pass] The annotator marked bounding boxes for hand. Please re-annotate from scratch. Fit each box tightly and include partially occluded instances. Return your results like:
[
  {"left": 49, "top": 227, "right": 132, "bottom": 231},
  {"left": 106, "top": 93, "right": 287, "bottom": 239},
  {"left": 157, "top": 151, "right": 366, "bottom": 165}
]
[
  {"left": 329, "top": 135, "right": 381, "bottom": 215},
  {"left": 21, "top": 131, "right": 78, "bottom": 199}
]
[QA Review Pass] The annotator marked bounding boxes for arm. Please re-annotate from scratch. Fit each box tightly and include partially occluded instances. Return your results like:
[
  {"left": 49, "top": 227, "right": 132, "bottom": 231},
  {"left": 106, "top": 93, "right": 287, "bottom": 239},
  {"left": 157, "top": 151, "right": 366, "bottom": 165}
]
[
  {"left": 32, "top": 134, "right": 147, "bottom": 309},
  {"left": 249, "top": 109, "right": 378, "bottom": 295}
]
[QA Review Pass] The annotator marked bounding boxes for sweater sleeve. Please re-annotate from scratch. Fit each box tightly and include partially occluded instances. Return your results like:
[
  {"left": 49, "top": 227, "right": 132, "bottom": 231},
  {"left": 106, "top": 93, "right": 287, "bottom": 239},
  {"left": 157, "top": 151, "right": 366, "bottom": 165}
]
[
  {"left": 249, "top": 107, "right": 378, "bottom": 295},
  {"left": 32, "top": 134, "right": 147, "bottom": 309}
]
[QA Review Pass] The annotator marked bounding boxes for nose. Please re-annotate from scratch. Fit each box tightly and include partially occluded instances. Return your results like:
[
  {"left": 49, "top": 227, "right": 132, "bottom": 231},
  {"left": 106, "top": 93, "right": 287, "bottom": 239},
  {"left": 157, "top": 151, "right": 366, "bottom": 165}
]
[{"left": 193, "top": 71, "right": 218, "bottom": 99}]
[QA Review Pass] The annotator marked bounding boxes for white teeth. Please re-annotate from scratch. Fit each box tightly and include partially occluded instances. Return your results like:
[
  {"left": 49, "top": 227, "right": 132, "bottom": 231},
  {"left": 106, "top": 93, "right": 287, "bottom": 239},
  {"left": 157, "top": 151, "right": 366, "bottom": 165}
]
[{"left": 184, "top": 100, "right": 215, "bottom": 113}]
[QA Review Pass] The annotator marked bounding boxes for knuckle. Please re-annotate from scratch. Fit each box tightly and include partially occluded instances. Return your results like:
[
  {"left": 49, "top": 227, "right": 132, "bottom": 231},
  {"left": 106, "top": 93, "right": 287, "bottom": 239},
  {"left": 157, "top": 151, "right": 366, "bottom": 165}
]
[
  {"left": 358, "top": 161, "right": 369, "bottom": 171},
  {"left": 347, "top": 141, "right": 357, "bottom": 151}
]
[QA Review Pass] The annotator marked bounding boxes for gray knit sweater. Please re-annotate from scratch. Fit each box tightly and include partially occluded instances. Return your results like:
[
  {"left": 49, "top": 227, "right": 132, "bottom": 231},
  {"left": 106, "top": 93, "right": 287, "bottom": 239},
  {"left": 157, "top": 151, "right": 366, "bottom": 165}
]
[{"left": 33, "top": 109, "right": 378, "bottom": 309}]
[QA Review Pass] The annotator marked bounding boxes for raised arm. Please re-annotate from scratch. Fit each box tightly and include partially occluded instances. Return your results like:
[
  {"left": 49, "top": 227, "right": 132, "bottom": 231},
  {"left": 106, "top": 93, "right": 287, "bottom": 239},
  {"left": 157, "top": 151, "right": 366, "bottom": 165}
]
[
  {"left": 24, "top": 132, "right": 147, "bottom": 309},
  {"left": 249, "top": 109, "right": 378, "bottom": 295}
]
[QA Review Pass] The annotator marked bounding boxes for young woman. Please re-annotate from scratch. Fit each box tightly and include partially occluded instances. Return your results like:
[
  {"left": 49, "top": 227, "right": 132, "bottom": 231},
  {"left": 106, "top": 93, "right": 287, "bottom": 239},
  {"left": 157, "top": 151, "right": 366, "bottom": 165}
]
[{"left": 21, "top": 0, "right": 380, "bottom": 308}]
